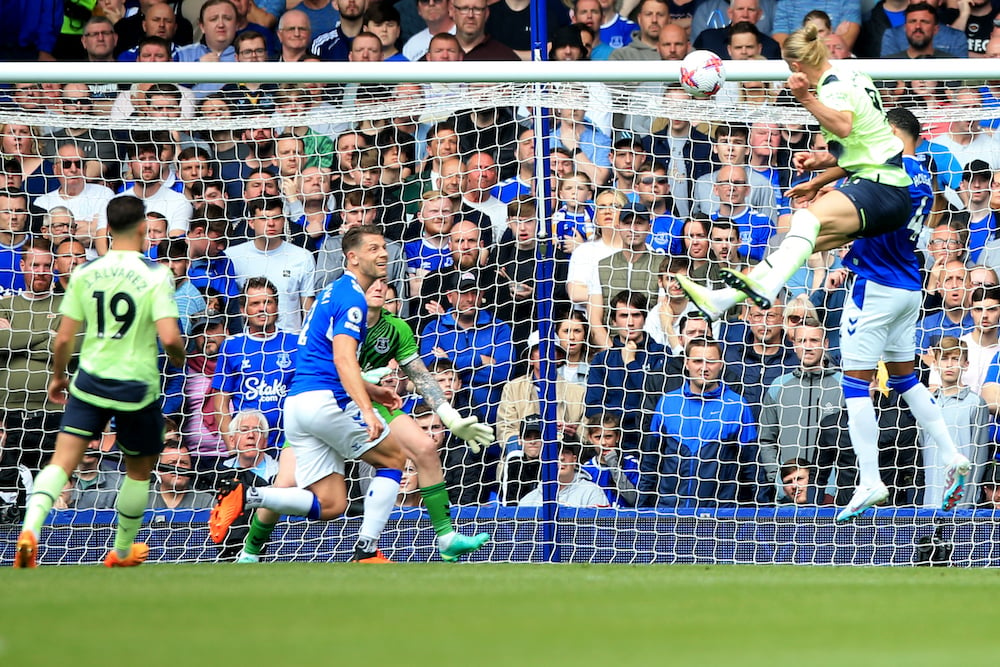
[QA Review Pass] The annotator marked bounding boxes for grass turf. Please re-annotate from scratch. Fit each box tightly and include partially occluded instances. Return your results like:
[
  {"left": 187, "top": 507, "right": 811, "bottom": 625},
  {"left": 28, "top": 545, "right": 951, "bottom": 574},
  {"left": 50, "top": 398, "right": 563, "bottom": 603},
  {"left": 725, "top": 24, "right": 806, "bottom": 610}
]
[{"left": 1, "top": 563, "right": 998, "bottom": 666}]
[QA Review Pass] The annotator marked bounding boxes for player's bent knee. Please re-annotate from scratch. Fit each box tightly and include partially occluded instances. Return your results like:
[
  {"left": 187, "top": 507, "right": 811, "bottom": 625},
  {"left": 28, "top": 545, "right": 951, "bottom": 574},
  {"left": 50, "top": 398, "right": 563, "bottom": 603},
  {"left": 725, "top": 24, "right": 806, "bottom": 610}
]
[{"left": 317, "top": 499, "right": 347, "bottom": 521}]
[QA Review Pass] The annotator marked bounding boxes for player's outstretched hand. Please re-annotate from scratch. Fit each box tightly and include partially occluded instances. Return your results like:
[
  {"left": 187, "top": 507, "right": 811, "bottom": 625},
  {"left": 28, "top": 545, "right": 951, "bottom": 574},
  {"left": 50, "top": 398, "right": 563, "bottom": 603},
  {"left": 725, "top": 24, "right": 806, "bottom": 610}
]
[
  {"left": 450, "top": 416, "right": 494, "bottom": 454},
  {"left": 437, "top": 404, "right": 493, "bottom": 453},
  {"left": 48, "top": 376, "right": 69, "bottom": 405}
]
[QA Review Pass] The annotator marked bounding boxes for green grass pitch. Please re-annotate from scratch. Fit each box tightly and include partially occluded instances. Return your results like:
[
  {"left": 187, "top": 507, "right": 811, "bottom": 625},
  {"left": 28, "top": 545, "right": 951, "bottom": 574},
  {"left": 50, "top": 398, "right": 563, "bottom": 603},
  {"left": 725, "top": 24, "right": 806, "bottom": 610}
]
[{"left": 1, "top": 563, "right": 998, "bottom": 666}]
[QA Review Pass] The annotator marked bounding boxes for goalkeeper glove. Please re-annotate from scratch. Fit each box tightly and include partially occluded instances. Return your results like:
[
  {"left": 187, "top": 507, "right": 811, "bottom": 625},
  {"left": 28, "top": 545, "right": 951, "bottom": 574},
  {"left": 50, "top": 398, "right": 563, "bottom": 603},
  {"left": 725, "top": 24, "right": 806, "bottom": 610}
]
[
  {"left": 436, "top": 404, "right": 493, "bottom": 454},
  {"left": 361, "top": 366, "right": 392, "bottom": 384}
]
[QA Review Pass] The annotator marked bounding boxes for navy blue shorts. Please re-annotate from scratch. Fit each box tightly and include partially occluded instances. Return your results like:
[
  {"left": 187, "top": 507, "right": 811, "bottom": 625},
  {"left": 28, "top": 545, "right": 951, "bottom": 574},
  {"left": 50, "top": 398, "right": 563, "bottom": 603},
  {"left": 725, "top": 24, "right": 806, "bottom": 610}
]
[
  {"left": 838, "top": 177, "right": 911, "bottom": 239},
  {"left": 60, "top": 394, "right": 165, "bottom": 457}
]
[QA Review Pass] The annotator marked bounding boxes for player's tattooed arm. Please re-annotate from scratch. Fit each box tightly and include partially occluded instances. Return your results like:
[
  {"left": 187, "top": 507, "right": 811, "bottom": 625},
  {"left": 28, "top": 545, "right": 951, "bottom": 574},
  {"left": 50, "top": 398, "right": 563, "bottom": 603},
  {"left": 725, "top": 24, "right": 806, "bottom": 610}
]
[{"left": 401, "top": 357, "right": 446, "bottom": 410}]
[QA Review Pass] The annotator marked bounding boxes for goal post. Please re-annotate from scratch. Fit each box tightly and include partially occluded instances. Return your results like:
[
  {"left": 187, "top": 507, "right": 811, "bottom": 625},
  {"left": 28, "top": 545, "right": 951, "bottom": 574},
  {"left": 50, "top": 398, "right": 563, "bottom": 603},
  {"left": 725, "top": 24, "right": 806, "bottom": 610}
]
[{"left": 1, "top": 58, "right": 999, "bottom": 566}]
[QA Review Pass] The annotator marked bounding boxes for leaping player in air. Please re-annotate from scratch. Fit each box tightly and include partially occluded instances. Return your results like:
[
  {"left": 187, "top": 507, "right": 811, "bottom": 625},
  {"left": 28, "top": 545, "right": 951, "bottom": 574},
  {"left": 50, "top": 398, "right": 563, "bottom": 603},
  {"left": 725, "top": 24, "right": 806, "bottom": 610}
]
[{"left": 674, "top": 25, "right": 971, "bottom": 521}]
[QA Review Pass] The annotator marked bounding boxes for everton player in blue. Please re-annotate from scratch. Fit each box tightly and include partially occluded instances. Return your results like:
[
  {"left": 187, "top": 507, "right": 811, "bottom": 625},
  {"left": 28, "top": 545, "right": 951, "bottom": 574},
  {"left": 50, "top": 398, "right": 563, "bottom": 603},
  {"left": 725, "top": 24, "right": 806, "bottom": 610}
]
[
  {"left": 210, "top": 226, "right": 491, "bottom": 561},
  {"left": 786, "top": 108, "right": 971, "bottom": 522}
]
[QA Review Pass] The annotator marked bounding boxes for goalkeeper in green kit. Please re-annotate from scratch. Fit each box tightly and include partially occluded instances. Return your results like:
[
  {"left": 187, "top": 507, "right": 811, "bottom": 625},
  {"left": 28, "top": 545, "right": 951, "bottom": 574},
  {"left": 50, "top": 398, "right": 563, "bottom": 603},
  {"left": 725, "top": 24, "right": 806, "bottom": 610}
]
[{"left": 233, "top": 278, "right": 492, "bottom": 563}]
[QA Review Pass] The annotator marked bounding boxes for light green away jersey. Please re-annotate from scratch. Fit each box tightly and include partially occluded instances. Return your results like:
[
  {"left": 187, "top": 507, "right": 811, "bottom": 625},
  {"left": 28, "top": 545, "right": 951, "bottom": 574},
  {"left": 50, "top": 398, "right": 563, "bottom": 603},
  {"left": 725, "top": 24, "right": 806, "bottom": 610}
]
[
  {"left": 816, "top": 66, "right": 911, "bottom": 187},
  {"left": 61, "top": 250, "right": 179, "bottom": 410}
]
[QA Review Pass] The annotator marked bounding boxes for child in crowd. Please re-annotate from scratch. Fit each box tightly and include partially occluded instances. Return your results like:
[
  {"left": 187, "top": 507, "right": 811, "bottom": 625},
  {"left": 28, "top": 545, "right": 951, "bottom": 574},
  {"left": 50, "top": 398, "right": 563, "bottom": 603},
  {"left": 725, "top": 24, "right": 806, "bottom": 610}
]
[
  {"left": 580, "top": 413, "right": 640, "bottom": 507},
  {"left": 551, "top": 172, "right": 595, "bottom": 256},
  {"left": 924, "top": 336, "right": 992, "bottom": 509}
]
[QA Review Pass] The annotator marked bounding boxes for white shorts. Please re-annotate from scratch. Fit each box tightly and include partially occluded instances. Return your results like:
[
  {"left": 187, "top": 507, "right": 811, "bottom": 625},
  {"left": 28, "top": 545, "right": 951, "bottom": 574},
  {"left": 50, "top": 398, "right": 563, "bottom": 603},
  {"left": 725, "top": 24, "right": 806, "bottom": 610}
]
[
  {"left": 284, "top": 390, "right": 389, "bottom": 489},
  {"left": 840, "top": 277, "right": 920, "bottom": 371}
]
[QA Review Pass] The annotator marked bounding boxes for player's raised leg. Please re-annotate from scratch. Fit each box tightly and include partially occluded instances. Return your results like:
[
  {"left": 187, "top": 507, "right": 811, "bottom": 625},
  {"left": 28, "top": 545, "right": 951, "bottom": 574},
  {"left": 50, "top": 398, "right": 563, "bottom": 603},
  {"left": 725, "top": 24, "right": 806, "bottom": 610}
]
[
  {"left": 210, "top": 461, "right": 321, "bottom": 545},
  {"left": 233, "top": 447, "right": 298, "bottom": 563},
  {"left": 721, "top": 206, "right": 825, "bottom": 309}
]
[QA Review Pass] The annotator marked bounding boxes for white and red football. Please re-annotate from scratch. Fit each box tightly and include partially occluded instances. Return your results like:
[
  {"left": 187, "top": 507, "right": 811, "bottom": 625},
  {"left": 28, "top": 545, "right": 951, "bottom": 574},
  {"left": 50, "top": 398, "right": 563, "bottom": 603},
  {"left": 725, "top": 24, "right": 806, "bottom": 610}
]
[{"left": 679, "top": 49, "right": 726, "bottom": 99}]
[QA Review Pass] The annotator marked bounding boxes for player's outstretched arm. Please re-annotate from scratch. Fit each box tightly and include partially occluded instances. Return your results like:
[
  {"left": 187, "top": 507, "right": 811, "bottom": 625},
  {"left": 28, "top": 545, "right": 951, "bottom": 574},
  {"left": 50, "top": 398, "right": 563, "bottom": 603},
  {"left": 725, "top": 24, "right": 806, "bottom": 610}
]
[
  {"left": 401, "top": 357, "right": 446, "bottom": 411},
  {"left": 402, "top": 357, "right": 494, "bottom": 453},
  {"left": 156, "top": 317, "right": 186, "bottom": 369}
]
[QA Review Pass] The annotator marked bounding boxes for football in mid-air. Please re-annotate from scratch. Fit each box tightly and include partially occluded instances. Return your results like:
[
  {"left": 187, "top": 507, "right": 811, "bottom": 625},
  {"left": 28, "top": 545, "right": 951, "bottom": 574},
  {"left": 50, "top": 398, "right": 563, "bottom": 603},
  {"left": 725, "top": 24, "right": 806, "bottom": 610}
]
[{"left": 679, "top": 50, "right": 726, "bottom": 99}]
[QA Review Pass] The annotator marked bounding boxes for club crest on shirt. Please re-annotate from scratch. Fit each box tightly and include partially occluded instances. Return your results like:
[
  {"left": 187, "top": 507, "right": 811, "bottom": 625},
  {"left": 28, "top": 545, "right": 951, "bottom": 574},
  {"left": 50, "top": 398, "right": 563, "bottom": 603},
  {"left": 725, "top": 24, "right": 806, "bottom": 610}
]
[
  {"left": 374, "top": 336, "right": 391, "bottom": 354},
  {"left": 276, "top": 352, "right": 292, "bottom": 369}
]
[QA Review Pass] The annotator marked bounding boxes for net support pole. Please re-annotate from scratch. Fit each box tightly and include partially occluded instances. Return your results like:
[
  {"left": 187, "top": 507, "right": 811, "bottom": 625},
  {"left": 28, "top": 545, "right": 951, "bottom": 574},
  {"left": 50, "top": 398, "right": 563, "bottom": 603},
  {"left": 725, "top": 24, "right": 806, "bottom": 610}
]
[{"left": 530, "top": 0, "right": 560, "bottom": 563}]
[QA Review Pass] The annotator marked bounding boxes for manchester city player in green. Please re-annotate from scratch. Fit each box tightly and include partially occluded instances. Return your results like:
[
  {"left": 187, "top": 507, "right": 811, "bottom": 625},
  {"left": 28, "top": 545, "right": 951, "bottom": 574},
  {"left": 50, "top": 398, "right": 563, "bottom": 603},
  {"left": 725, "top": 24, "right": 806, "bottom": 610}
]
[
  {"left": 14, "top": 196, "right": 186, "bottom": 568},
  {"left": 677, "top": 22, "right": 913, "bottom": 320},
  {"left": 234, "top": 277, "right": 491, "bottom": 563}
]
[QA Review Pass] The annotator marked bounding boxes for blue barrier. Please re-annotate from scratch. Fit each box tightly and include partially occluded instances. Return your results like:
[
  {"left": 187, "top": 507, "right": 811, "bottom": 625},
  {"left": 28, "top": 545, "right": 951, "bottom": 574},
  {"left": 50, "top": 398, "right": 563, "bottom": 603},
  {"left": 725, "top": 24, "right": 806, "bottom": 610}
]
[{"left": 3, "top": 507, "right": 999, "bottom": 566}]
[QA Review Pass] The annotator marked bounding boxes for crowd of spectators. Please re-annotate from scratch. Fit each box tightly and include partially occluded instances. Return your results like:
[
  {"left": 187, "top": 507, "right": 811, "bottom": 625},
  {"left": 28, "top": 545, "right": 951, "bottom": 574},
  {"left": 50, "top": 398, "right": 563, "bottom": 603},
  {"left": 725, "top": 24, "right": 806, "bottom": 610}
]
[{"left": 3, "top": 0, "right": 1000, "bottom": 517}]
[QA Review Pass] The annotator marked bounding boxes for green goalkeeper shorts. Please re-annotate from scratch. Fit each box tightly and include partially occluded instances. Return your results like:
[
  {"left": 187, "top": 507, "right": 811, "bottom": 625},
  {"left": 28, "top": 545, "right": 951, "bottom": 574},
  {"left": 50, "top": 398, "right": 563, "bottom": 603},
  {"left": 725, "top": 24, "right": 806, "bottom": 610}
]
[{"left": 373, "top": 402, "right": 405, "bottom": 423}]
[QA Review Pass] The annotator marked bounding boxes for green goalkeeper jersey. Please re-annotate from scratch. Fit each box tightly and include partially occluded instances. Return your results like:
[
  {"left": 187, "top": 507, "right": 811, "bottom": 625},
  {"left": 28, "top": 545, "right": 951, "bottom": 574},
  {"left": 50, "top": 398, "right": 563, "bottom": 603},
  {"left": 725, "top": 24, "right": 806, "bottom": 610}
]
[
  {"left": 359, "top": 308, "right": 419, "bottom": 371},
  {"left": 61, "top": 250, "right": 178, "bottom": 410}
]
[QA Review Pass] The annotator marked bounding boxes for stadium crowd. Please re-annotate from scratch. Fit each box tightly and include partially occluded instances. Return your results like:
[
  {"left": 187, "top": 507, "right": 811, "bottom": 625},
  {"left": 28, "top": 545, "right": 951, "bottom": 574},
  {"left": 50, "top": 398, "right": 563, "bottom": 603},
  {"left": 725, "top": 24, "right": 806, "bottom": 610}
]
[{"left": 3, "top": 0, "right": 1000, "bottom": 521}]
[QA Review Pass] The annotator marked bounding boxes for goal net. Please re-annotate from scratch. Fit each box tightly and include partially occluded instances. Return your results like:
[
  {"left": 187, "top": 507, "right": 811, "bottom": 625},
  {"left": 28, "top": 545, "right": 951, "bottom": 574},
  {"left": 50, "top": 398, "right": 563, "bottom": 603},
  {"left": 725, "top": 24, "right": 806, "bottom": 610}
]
[{"left": 2, "top": 60, "right": 1000, "bottom": 566}]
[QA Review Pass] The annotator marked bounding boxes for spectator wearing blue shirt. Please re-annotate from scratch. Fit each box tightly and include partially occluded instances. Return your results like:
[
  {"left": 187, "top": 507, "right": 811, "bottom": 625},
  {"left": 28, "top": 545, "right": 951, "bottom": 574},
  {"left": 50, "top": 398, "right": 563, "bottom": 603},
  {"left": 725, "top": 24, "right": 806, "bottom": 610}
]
[
  {"left": 289, "top": 1, "right": 342, "bottom": 43},
  {"left": 955, "top": 160, "right": 997, "bottom": 265},
  {"left": 917, "top": 259, "right": 974, "bottom": 354},
  {"left": 176, "top": 0, "right": 239, "bottom": 98},
  {"left": 186, "top": 208, "right": 241, "bottom": 317},
  {"left": 689, "top": 0, "right": 776, "bottom": 44},
  {"left": 0, "top": 0, "right": 61, "bottom": 61},
  {"left": 636, "top": 165, "right": 685, "bottom": 255},
  {"left": 212, "top": 277, "right": 298, "bottom": 449},
  {"left": 581, "top": 412, "right": 640, "bottom": 507},
  {"left": 549, "top": 107, "right": 612, "bottom": 188},
  {"left": 157, "top": 238, "right": 206, "bottom": 337},
  {"left": 571, "top": 0, "right": 612, "bottom": 60},
  {"left": 771, "top": 0, "right": 861, "bottom": 51},
  {"left": 404, "top": 191, "right": 455, "bottom": 300},
  {"left": 856, "top": 0, "right": 908, "bottom": 59},
  {"left": 364, "top": 4, "right": 408, "bottom": 61},
  {"left": 419, "top": 269, "right": 515, "bottom": 426},
  {"left": 640, "top": 337, "right": 763, "bottom": 508},
  {"left": 0, "top": 188, "right": 28, "bottom": 294},
  {"left": 710, "top": 164, "right": 774, "bottom": 262},
  {"left": 598, "top": 0, "right": 637, "bottom": 50},
  {"left": 311, "top": 0, "right": 368, "bottom": 60},
  {"left": 493, "top": 127, "right": 536, "bottom": 204}
]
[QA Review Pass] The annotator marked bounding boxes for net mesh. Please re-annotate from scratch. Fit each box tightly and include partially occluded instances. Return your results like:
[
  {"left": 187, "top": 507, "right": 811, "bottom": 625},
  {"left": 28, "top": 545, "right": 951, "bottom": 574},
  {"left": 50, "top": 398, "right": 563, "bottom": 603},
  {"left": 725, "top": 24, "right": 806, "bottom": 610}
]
[{"left": 1, "top": 73, "right": 999, "bottom": 565}]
